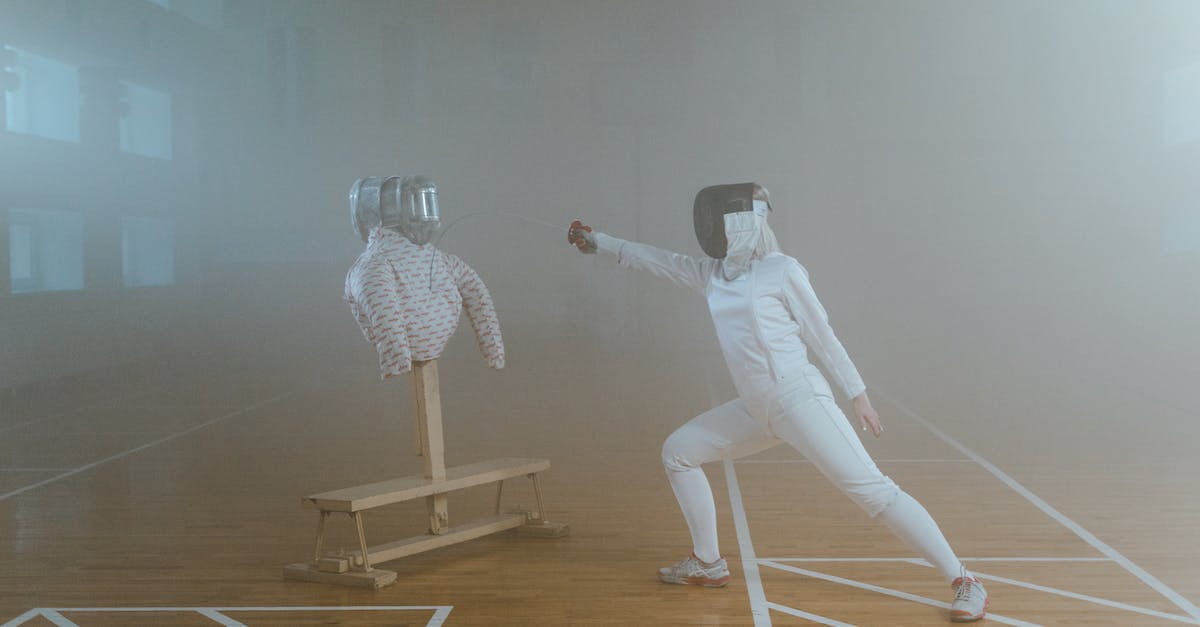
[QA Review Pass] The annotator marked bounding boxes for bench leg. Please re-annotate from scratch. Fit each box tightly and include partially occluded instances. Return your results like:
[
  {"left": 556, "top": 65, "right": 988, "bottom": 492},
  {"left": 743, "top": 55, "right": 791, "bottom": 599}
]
[
  {"left": 426, "top": 494, "right": 449, "bottom": 535},
  {"left": 354, "top": 512, "right": 372, "bottom": 571},
  {"left": 494, "top": 480, "right": 504, "bottom": 515},
  {"left": 529, "top": 473, "right": 546, "bottom": 522},
  {"left": 312, "top": 511, "right": 330, "bottom": 563}
]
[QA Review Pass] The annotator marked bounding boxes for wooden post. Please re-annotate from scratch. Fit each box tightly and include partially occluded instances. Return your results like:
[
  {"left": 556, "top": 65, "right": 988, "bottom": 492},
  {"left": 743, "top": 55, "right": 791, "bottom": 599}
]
[{"left": 412, "top": 360, "right": 449, "bottom": 534}]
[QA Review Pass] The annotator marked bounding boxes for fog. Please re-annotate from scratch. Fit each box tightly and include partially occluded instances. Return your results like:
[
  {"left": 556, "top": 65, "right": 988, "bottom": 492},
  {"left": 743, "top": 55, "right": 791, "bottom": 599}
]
[{"left": 3, "top": 0, "right": 1199, "bottom": 466}]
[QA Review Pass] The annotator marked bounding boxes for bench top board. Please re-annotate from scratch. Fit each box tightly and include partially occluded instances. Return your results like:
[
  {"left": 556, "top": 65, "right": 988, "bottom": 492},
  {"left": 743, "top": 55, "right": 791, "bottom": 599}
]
[{"left": 305, "top": 457, "right": 550, "bottom": 513}]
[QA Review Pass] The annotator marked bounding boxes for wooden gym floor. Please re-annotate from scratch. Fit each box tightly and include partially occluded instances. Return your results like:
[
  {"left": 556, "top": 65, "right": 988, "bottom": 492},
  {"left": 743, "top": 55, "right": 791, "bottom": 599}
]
[{"left": 2, "top": 326, "right": 1198, "bottom": 626}]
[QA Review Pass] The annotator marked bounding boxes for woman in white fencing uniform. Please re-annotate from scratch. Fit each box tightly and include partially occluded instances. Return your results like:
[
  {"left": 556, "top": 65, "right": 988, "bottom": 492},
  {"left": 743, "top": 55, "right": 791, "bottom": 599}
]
[{"left": 568, "top": 183, "right": 988, "bottom": 622}]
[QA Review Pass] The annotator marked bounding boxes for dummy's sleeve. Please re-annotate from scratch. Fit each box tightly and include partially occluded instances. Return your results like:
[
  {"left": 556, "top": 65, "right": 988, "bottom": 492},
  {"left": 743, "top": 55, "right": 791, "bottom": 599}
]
[
  {"left": 781, "top": 260, "right": 866, "bottom": 400},
  {"left": 445, "top": 252, "right": 505, "bottom": 369},
  {"left": 345, "top": 255, "right": 413, "bottom": 378},
  {"left": 593, "top": 232, "right": 712, "bottom": 294}
]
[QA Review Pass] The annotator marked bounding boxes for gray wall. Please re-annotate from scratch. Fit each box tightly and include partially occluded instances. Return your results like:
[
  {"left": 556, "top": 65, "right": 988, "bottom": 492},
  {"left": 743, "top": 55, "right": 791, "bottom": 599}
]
[{"left": 2, "top": 0, "right": 1198, "bottom": 423}]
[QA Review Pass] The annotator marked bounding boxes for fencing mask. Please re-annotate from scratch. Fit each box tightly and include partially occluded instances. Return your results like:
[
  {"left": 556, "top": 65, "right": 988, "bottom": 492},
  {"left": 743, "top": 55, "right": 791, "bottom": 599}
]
[
  {"left": 693, "top": 183, "right": 771, "bottom": 258},
  {"left": 350, "top": 176, "right": 384, "bottom": 243},
  {"left": 394, "top": 175, "right": 440, "bottom": 246},
  {"left": 350, "top": 175, "right": 441, "bottom": 245}
]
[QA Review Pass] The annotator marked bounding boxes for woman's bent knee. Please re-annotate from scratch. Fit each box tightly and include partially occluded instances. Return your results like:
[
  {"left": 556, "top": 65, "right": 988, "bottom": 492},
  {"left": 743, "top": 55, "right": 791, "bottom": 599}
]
[{"left": 662, "top": 431, "right": 699, "bottom": 473}]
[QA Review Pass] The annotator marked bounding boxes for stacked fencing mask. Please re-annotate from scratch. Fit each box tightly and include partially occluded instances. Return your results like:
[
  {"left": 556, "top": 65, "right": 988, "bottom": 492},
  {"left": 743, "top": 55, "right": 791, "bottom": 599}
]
[
  {"left": 350, "top": 176, "right": 384, "bottom": 243},
  {"left": 395, "top": 175, "right": 441, "bottom": 246},
  {"left": 349, "top": 175, "right": 441, "bottom": 245}
]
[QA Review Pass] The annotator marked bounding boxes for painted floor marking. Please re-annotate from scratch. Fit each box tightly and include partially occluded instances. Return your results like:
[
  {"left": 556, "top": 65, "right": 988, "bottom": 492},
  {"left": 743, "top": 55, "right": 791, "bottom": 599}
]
[
  {"left": 763, "top": 557, "right": 1112, "bottom": 563},
  {"left": 0, "top": 390, "right": 301, "bottom": 503},
  {"left": 0, "top": 386, "right": 167, "bottom": 436},
  {"left": 758, "top": 557, "right": 1200, "bottom": 625},
  {"left": 758, "top": 559, "right": 1040, "bottom": 627},
  {"left": 725, "top": 459, "right": 771, "bottom": 626},
  {"left": 874, "top": 387, "right": 1200, "bottom": 622},
  {"left": 765, "top": 601, "right": 855, "bottom": 626},
  {"left": 3, "top": 606, "right": 454, "bottom": 627},
  {"left": 197, "top": 609, "right": 246, "bottom": 626},
  {"left": 736, "top": 458, "right": 973, "bottom": 464},
  {"left": 725, "top": 385, "right": 1197, "bottom": 624},
  {"left": 38, "top": 610, "right": 73, "bottom": 627},
  {"left": 709, "top": 363, "right": 772, "bottom": 627},
  {"left": 969, "top": 570, "right": 1200, "bottom": 625}
]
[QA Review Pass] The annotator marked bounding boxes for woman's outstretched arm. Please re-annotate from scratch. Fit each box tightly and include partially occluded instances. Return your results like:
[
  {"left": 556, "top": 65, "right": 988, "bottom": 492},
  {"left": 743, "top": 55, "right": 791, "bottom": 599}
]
[{"left": 569, "top": 220, "right": 714, "bottom": 293}]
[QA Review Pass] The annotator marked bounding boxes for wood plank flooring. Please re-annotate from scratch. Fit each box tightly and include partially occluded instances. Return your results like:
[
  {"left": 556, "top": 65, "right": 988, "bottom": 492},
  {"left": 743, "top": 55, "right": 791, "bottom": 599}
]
[{"left": 2, "top": 334, "right": 1197, "bottom": 625}]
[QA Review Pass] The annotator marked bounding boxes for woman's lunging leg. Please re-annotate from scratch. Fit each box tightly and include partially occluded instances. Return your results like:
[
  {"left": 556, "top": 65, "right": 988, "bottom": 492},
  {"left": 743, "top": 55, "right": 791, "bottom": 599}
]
[
  {"left": 878, "top": 490, "right": 963, "bottom": 583},
  {"left": 770, "top": 391, "right": 966, "bottom": 582},
  {"left": 666, "top": 466, "right": 721, "bottom": 563},
  {"left": 662, "top": 399, "right": 777, "bottom": 563}
]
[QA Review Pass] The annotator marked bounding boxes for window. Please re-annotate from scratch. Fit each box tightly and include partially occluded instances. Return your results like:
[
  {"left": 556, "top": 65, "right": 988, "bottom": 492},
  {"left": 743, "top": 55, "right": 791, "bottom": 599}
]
[
  {"left": 8, "top": 208, "right": 84, "bottom": 294},
  {"left": 119, "top": 81, "right": 173, "bottom": 160},
  {"left": 122, "top": 216, "right": 175, "bottom": 287},
  {"left": 3, "top": 46, "right": 81, "bottom": 143}
]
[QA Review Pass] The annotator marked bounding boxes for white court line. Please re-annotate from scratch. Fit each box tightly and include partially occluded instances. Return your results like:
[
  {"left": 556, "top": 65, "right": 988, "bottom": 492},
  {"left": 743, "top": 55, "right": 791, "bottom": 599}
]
[
  {"left": 874, "top": 387, "right": 1200, "bottom": 622},
  {"left": 0, "top": 468, "right": 77, "bottom": 472},
  {"left": 737, "top": 459, "right": 972, "bottom": 464},
  {"left": 0, "top": 387, "right": 165, "bottom": 436},
  {"left": 29, "top": 606, "right": 453, "bottom": 611},
  {"left": 34, "top": 610, "right": 75, "bottom": 627},
  {"left": 0, "top": 611, "right": 42, "bottom": 627},
  {"left": 762, "top": 557, "right": 1112, "bottom": 563},
  {"left": 0, "top": 390, "right": 301, "bottom": 503},
  {"left": 759, "top": 560, "right": 1041, "bottom": 627},
  {"left": 971, "top": 570, "right": 1200, "bottom": 625},
  {"left": 428, "top": 606, "right": 454, "bottom": 626},
  {"left": 4, "top": 607, "right": 454, "bottom": 627},
  {"left": 765, "top": 602, "right": 855, "bottom": 626},
  {"left": 725, "top": 459, "right": 772, "bottom": 626},
  {"left": 767, "top": 558, "right": 1200, "bottom": 624},
  {"left": 706, "top": 363, "right": 772, "bottom": 626},
  {"left": 197, "top": 609, "right": 247, "bottom": 626}
]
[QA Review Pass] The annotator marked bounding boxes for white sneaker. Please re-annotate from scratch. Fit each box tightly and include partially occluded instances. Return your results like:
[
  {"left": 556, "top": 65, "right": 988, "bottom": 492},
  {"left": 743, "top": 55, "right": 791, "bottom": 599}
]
[
  {"left": 658, "top": 554, "right": 731, "bottom": 587},
  {"left": 950, "top": 573, "right": 989, "bottom": 622}
]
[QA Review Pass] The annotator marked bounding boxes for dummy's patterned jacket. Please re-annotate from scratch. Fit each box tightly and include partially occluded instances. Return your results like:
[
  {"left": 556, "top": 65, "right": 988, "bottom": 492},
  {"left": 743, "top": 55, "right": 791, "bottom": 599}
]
[{"left": 345, "top": 227, "right": 505, "bottom": 377}]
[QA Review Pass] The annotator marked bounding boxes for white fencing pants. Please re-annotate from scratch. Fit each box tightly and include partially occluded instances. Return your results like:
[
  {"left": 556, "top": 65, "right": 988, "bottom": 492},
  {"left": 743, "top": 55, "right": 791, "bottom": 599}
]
[{"left": 661, "top": 386, "right": 965, "bottom": 583}]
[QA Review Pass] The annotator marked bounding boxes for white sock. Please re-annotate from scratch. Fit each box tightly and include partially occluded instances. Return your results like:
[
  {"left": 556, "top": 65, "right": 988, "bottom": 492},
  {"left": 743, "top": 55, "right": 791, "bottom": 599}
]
[
  {"left": 666, "top": 467, "right": 721, "bottom": 564},
  {"left": 879, "top": 490, "right": 964, "bottom": 583}
]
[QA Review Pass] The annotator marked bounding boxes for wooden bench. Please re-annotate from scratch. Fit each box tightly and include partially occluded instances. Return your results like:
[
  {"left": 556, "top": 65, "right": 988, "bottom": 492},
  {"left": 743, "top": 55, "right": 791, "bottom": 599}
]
[{"left": 283, "top": 361, "right": 568, "bottom": 588}]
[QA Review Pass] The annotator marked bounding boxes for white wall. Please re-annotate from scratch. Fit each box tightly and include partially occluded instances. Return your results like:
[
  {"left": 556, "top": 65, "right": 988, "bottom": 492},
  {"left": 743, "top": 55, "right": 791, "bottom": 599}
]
[{"left": 2, "top": 0, "right": 1198, "bottom": 424}]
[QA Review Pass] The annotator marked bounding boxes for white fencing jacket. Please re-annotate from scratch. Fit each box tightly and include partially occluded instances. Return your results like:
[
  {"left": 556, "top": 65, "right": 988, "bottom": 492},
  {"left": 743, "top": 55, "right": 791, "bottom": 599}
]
[
  {"left": 595, "top": 232, "right": 865, "bottom": 421},
  {"left": 346, "top": 227, "right": 505, "bottom": 378}
]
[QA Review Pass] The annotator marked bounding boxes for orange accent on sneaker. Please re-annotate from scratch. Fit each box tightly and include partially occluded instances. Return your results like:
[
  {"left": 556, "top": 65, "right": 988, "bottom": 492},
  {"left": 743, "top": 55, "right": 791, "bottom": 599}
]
[
  {"left": 687, "top": 574, "right": 731, "bottom": 587},
  {"left": 949, "top": 577, "right": 989, "bottom": 622}
]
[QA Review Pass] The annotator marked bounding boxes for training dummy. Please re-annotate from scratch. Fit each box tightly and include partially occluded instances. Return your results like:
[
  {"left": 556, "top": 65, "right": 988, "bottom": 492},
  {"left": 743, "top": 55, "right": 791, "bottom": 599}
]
[
  {"left": 281, "top": 176, "right": 559, "bottom": 589},
  {"left": 345, "top": 175, "right": 504, "bottom": 377}
]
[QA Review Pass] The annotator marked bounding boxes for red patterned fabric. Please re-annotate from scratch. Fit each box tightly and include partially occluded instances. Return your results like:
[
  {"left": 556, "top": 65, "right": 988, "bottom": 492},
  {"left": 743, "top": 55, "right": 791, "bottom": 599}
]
[{"left": 345, "top": 227, "right": 505, "bottom": 378}]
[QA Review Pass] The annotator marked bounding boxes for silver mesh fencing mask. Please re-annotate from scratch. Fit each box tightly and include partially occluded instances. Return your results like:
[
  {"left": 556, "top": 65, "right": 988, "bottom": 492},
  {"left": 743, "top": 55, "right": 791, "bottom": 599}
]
[
  {"left": 350, "top": 176, "right": 384, "bottom": 243},
  {"left": 350, "top": 175, "right": 442, "bottom": 245},
  {"left": 394, "top": 176, "right": 440, "bottom": 245}
]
